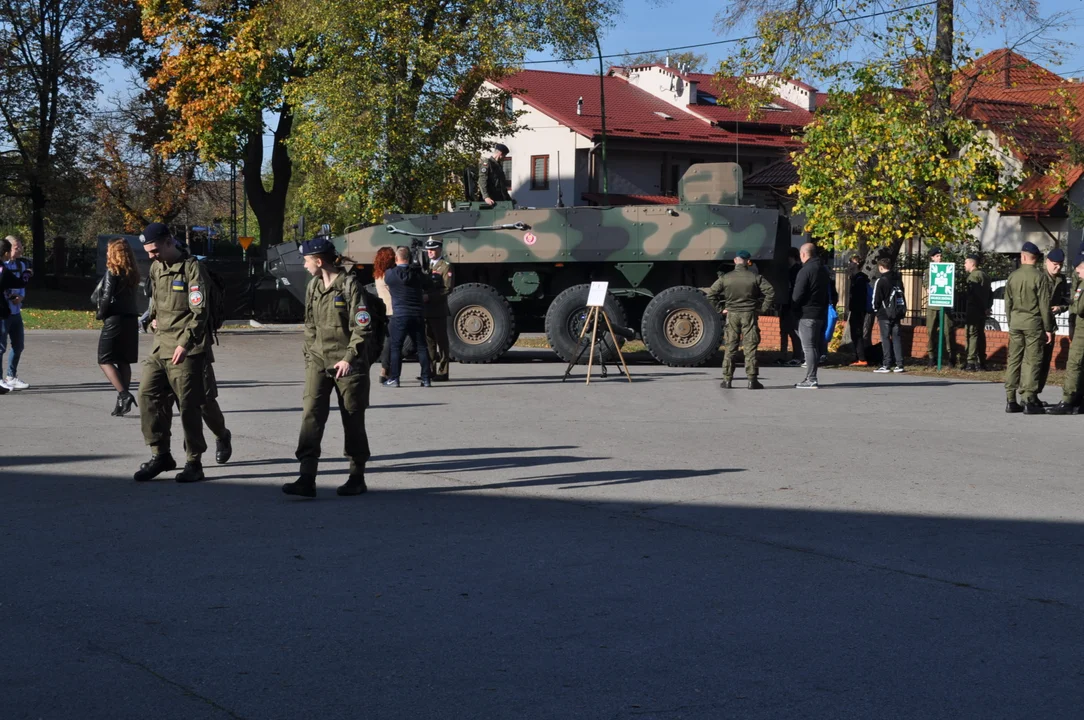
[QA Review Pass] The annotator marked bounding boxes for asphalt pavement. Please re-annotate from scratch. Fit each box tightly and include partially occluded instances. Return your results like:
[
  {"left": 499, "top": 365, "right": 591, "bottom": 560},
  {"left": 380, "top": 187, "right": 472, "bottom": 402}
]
[{"left": 3, "top": 329, "right": 1083, "bottom": 719}]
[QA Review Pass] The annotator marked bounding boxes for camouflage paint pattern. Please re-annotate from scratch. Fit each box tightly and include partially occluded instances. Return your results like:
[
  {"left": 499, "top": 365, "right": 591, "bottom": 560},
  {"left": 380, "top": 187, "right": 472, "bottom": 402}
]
[{"left": 335, "top": 165, "right": 774, "bottom": 268}]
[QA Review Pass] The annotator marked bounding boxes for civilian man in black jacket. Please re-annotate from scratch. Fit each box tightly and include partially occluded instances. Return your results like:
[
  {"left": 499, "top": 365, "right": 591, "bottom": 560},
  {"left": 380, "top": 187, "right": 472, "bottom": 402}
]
[
  {"left": 872, "top": 256, "right": 906, "bottom": 372},
  {"left": 847, "top": 254, "right": 871, "bottom": 366},
  {"left": 383, "top": 246, "right": 432, "bottom": 387},
  {"left": 791, "top": 243, "right": 829, "bottom": 388}
]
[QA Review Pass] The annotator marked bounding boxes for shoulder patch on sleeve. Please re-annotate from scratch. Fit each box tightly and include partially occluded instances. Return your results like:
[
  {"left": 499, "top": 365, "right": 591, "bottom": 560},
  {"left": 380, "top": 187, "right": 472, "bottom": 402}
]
[{"left": 354, "top": 309, "right": 371, "bottom": 327}]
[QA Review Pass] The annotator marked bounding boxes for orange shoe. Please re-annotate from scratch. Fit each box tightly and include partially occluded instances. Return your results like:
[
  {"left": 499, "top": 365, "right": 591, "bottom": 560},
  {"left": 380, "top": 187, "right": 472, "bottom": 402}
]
[{"left": 850, "top": 360, "right": 869, "bottom": 367}]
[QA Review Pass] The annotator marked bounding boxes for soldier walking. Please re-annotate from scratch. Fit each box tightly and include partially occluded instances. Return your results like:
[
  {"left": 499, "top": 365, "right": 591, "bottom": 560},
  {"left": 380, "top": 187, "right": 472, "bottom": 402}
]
[
  {"left": 1004, "top": 242, "right": 1054, "bottom": 415},
  {"left": 708, "top": 250, "right": 775, "bottom": 389},
  {"left": 1037, "top": 248, "right": 1068, "bottom": 398},
  {"left": 924, "top": 247, "right": 958, "bottom": 368},
  {"left": 283, "top": 237, "right": 375, "bottom": 498},
  {"left": 479, "top": 144, "right": 512, "bottom": 206},
  {"left": 134, "top": 223, "right": 213, "bottom": 483},
  {"left": 1049, "top": 252, "right": 1084, "bottom": 414},
  {"left": 422, "top": 237, "right": 453, "bottom": 381},
  {"left": 962, "top": 253, "right": 992, "bottom": 371}
]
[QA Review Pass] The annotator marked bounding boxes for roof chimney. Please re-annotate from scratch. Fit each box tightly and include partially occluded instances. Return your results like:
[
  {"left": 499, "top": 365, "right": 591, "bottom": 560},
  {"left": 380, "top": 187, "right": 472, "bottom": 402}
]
[{"left": 577, "top": 96, "right": 583, "bottom": 115}]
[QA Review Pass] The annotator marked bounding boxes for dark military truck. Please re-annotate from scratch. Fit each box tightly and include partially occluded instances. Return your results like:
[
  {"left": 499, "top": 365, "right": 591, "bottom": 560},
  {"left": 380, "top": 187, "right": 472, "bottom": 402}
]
[{"left": 267, "top": 162, "right": 789, "bottom": 367}]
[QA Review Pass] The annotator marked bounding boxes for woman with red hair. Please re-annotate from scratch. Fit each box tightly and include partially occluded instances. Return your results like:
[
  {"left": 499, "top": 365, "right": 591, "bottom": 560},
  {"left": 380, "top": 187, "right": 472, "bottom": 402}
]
[
  {"left": 372, "top": 246, "right": 396, "bottom": 379},
  {"left": 97, "top": 239, "right": 141, "bottom": 415}
]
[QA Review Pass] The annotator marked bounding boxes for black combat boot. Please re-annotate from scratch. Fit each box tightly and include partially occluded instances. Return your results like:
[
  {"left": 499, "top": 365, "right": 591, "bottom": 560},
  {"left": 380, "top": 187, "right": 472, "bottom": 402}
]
[
  {"left": 1047, "top": 402, "right": 1078, "bottom": 415},
  {"left": 175, "top": 460, "right": 206, "bottom": 483},
  {"left": 215, "top": 430, "right": 233, "bottom": 464},
  {"left": 283, "top": 474, "right": 317, "bottom": 498},
  {"left": 1023, "top": 400, "right": 1046, "bottom": 415},
  {"left": 1005, "top": 400, "right": 1023, "bottom": 413},
  {"left": 748, "top": 378, "right": 764, "bottom": 390},
  {"left": 720, "top": 378, "right": 732, "bottom": 389},
  {"left": 337, "top": 474, "right": 368, "bottom": 496},
  {"left": 134, "top": 453, "right": 177, "bottom": 482}
]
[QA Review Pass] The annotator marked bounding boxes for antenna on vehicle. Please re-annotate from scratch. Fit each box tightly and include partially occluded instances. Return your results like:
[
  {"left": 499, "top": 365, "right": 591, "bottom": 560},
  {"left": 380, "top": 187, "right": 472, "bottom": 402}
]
[{"left": 556, "top": 151, "right": 564, "bottom": 207}]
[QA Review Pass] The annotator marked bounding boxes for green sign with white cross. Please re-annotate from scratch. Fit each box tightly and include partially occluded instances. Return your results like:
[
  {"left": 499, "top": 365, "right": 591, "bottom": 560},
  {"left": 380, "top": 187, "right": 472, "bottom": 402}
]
[{"left": 928, "top": 262, "right": 955, "bottom": 308}]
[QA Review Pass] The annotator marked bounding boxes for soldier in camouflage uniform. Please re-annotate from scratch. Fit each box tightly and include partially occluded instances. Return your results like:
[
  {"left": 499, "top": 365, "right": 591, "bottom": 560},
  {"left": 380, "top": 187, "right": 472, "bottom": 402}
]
[
  {"left": 478, "top": 144, "right": 512, "bottom": 206},
  {"left": 707, "top": 250, "right": 775, "bottom": 389},
  {"left": 134, "top": 222, "right": 212, "bottom": 483},
  {"left": 283, "top": 237, "right": 375, "bottom": 498},
  {"left": 1004, "top": 242, "right": 1054, "bottom": 415},
  {"left": 1037, "top": 248, "right": 1068, "bottom": 397},
  {"left": 962, "top": 253, "right": 992, "bottom": 371},
  {"left": 1049, "top": 252, "right": 1084, "bottom": 414},
  {"left": 422, "top": 237, "right": 453, "bottom": 381}
]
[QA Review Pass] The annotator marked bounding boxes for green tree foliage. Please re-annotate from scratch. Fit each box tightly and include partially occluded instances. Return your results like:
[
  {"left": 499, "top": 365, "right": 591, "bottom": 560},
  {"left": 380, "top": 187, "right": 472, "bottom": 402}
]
[
  {"left": 282, "top": 0, "right": 619, "bottom": 225},
  {"left": 620, "top": 51, "right": 707, "bottom": 73},
  {"left": 0, "top": 0, "right": 114, "bottom": 276},
  {"left": 791, "top": 64, "right": 1017, "bottom": 257}
]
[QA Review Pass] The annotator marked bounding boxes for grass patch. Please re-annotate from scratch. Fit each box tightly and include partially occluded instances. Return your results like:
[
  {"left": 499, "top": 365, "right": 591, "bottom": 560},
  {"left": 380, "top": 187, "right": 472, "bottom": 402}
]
[{"left": 20, "top": 287, "right": 98, "bottom": 330}]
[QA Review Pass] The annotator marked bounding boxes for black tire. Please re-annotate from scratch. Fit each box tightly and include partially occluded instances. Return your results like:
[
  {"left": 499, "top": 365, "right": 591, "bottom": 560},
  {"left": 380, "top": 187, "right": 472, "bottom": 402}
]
[
  {"left": 984, "top": 318, "right": 1000, "bottom": 331},
  {"left": 640, "top": 286, "right": 723, "bottom": 367},
  {"left": 545, "top": 284, "right": 627, "bottom": 363},
  {"left": 447, "top": 283, "right": 516, "bottom": 363}
]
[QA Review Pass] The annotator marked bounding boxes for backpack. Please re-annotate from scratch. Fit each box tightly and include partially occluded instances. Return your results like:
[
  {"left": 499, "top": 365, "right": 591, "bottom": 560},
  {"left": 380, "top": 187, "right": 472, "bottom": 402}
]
[{"left": 884, "top": 284, "right": 907, "bottom": 321}]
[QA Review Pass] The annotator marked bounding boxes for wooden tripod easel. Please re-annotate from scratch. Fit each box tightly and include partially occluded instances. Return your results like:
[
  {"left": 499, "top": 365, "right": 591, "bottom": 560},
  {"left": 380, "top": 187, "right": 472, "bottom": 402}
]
[{"left": 561, "top": 305, "right": 632, "bottom": 384}]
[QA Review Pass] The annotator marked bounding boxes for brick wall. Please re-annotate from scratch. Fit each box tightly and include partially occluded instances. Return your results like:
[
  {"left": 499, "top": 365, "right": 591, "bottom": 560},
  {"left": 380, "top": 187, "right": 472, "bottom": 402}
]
[{"left": 755, "top": 315, "right": 1069, "bottom": 369}]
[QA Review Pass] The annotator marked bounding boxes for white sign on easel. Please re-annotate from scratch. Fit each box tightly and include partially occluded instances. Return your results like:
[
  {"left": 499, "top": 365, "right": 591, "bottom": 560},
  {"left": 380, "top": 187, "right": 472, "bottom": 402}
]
[{"left": 586, "top": 281, "right": 609, "bottom": 307}]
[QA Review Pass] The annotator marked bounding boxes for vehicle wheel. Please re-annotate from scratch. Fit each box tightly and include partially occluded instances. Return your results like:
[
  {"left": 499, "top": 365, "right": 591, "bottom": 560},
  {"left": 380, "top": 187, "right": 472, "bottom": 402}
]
[
  {"left": 545, "top": 284, "right": 627, "bottom": 363},
  {"left": 447, "top": 283, "right": 516, "bottom": 363},
  {"left": 984, "top": 318, "right": 1000, "bottom": 331},
  {"left": 640, "top": 286, "right": 723, "bottom": 367}
]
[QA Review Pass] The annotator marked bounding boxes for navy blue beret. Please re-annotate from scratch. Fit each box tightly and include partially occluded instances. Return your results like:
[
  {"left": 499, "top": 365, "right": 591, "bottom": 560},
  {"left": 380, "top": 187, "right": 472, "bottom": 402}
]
[
  {"left": 301, "top": 237, "right": 336, "bottom": 256},
  {"left": 1047, "top": 248, "right": 1065, "bottom": 263},
  {"left": 140, "top": 222, "right": 172, "bottom": 245},
  {"left": 1022, "top": 241, "right": 1040, "bottom": 255},
  {"left": 735, "top": 250, "right": 751, "bottom": 260}
]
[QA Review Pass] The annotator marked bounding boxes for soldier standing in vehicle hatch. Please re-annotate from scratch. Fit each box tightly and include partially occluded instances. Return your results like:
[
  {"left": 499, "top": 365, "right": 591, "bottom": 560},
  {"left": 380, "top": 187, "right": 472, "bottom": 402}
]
[
  {"left": 134, "top": 222, "right": 212, "bottom": 483},
  {"left": 707, "top": 250, "right": 776, "bottom": 389},
  {"left": 479, "top": 143, "right": 512, "bottom": 205},
  {"left": 283, "top": 237, "right": 374, "bottom": 499},
  {"left": 422, "top": 237, "right": 453, "bottom": 381}
]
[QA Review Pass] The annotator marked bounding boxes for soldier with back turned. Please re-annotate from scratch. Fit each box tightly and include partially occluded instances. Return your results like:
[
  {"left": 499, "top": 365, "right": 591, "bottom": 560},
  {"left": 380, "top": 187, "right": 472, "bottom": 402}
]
[
  {"left": 1036, "top": 248, "right": 1068, "bottom": 400},
  {"left": 962, "top": 253, "right": 992, "bottom": 372},
  {"left": 707, "top": 250, "right": 775, "bottom": 389},
  {"left": 1004, "top": 241, "right": 1054, "bottom": 415}
]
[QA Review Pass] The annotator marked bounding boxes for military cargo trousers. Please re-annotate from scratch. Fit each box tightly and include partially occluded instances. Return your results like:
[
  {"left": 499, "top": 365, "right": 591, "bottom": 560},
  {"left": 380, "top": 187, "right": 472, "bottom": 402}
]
[
  {"left": 722, "top": 311, "right": 760, "bottom": 380},
  {"left": 926, "top": 307, "right": 957, "bottom": 361},
  {"left": 424, "top": 316, "right": 451, "bottom": 378},
  {"left": 1005, "top": 327, "right": 1045, "bottom": 403},
  {"left": 139, "top": 353, "right": 207, "bottom": 462},
  {"left": 1061, "top": 332, "right": 1084, "bottom": 404},
  {"left": 295, "top": 361, "right": 371, "bottom": 476},
  {"left": 964, "top": 315, "right": 986, "bottom": 366}
]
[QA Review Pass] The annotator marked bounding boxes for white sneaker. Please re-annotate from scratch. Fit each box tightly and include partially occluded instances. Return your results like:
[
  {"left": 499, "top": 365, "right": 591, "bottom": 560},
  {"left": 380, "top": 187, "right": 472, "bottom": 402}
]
[
  {"left": 0, "top": 379, "right": 9, "bottom": 393},
  {"left": 892, "top": 366, "right": 905, "bottom": 373},
  {"left": 5, "top": 376, "right": 28, "bottom": 390},
  {"left": 874, "top": 366, "right": 891, "bottom": 373}
]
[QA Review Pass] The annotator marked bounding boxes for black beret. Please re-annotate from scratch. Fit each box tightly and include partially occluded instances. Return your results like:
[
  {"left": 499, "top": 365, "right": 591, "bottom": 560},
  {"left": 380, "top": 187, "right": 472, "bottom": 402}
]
[
  {"left": 1022, "top": 241, "right": 1040, "bottom": 255},
  {"left": 301, "top": 237, "right": 336, "bottom": 256},
  {"left": 965, "top": 252, "right": 981, "bottom": 261},
  {"left": 928, "top": 247, "right": 942, "bottom": 258},
  {"left": 1048, "top": 248, "right": 1065, "bottom": 263},
  {"left": 493, "top": 143, "right": 510, "bottom": 155},
  {"left": 140, "top": 222, "right": 172, "bottom": 245}
]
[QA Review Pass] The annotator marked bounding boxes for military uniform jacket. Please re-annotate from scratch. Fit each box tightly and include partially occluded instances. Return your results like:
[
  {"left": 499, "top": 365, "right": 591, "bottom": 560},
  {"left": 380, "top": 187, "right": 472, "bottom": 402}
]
[
  {"left": 1043, "top": 270, "right": 1070, "bottom": 313},
  {"left": 707, "top": 266, "right": 775, "bottom": 314},
  {"left": 1070, "top": 277, "right": 1084, "bottom": 318},
  {"left": 478, "top": 157, "right": 511, "bottom": 201},
  {"left": 423, "top": 258, "right": 454, "bottom": 318},
  {"left": 303, "top": 271, "right": 373, "bottom": 368},
  {"left": 964, "top": 269, "right": 992, "bottom": 321},
  {"left": 1004, "top": 264, "right": 1054, "bottom": 332},
  {"left": 148, "top": 253, "right": 211, "bottom": 358}
]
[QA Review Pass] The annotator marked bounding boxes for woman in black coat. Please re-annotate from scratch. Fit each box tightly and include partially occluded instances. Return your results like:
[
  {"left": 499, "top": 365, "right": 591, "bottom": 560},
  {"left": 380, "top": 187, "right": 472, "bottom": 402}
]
[{"left": 97, "top": 239, "right": 141, "bottom": 415}]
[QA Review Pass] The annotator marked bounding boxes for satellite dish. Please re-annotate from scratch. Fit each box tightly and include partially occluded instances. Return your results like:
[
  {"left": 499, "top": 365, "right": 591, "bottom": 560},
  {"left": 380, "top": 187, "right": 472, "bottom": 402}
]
[{"left": 675, "top": 78, "right": 685, "bottom": 96}]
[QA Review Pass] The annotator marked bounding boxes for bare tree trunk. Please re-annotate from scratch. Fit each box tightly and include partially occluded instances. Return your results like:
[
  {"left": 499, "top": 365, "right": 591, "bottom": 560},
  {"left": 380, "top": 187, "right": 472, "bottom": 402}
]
[
  {"left": 242, "top": 105, "right": 293, "bottom": 247},
  {"left": 932, "top": 0, "right": 955, "bottom": 129}
]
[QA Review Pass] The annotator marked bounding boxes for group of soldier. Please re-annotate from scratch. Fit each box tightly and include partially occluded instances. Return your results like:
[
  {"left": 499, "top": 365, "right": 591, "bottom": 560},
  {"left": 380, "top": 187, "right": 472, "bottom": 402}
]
[{"left": 704, "top": 238, "right": 1084, "bottom": 412}]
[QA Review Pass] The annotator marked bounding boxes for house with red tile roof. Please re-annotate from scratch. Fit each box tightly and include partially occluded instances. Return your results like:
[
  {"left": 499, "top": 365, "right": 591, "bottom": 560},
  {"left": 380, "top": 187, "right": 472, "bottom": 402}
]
[
  {"left": 955, "top": 50, "right": 1084, "bottom": 255},
  {"left": 482, "top": 64, "right": 814, "bottom": 209}
]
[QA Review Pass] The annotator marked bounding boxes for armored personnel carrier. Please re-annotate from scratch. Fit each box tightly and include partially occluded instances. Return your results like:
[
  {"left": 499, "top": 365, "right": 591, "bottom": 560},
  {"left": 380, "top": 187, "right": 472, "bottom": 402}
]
[{"left": 267, "top": 162, "right": 789, "bottom": 366}]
